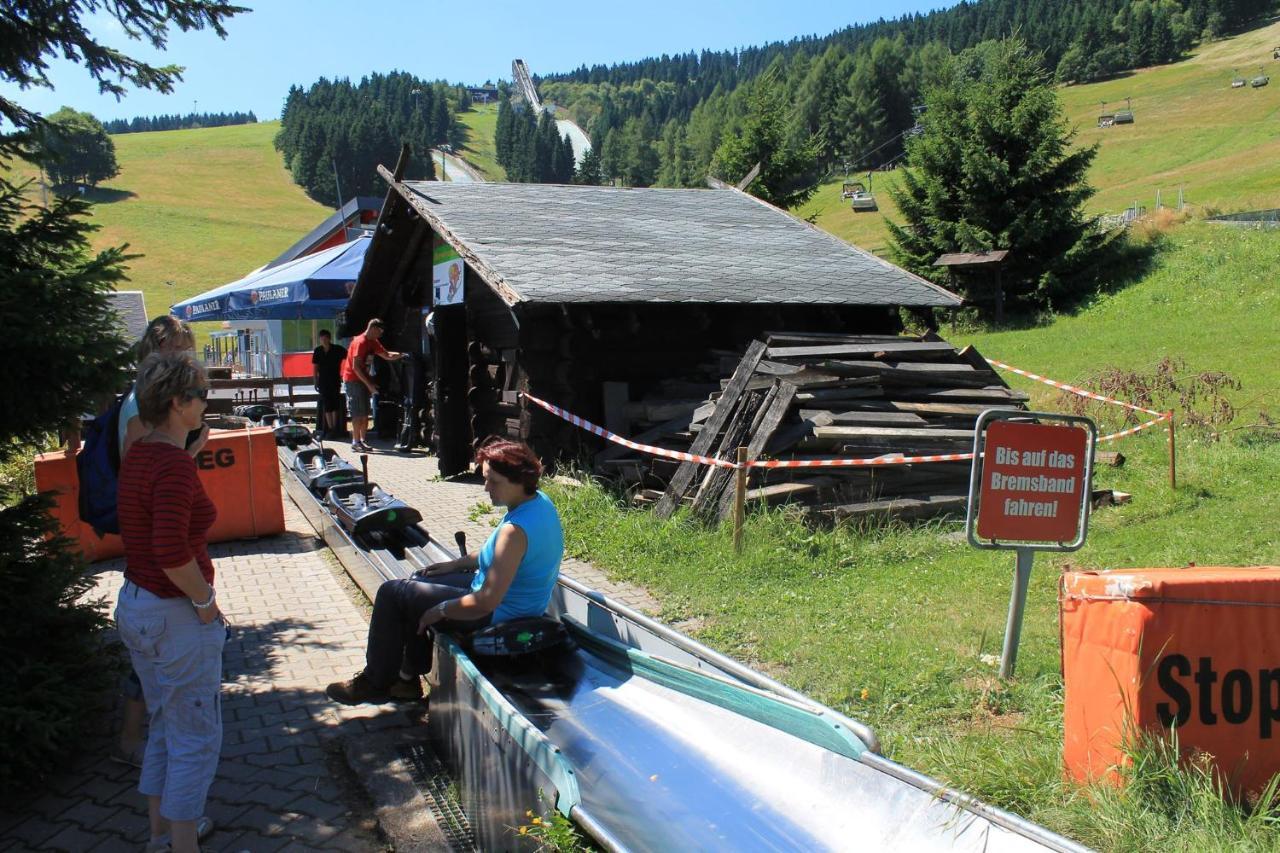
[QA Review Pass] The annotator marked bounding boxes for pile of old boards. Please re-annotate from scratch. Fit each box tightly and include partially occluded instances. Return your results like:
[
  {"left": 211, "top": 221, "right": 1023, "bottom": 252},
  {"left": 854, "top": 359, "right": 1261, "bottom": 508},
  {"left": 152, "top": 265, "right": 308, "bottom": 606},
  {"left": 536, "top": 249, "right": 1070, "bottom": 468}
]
[{"left": 594, "top": 332, "right": 1028, "bottom": 524}]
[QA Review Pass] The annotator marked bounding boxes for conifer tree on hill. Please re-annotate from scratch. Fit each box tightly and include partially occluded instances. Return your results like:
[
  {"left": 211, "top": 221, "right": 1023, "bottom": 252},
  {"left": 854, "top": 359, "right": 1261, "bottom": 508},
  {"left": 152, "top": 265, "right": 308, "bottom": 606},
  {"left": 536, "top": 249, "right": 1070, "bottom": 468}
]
[
  {"left": 0, "top": 0, "right": 245, "bottom": 797},
  {"left": 711, "top": 71, "right": 822, "bottom": 209},
  {"left": 888, "top": 39, "right": 1103, "bottom": 315}
]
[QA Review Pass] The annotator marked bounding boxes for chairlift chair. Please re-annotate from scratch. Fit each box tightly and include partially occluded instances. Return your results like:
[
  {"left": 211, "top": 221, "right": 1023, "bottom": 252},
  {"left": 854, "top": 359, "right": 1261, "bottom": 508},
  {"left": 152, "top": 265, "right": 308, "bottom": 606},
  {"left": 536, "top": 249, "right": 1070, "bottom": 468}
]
[
  {"left": 845, "top": 176, "right": 877, "bottom": 212},
  {"left": 1251, "top": 69, "right": 1270, "bottom": 88},
  {"left": 1232, "top": 69, "right": 1247, "bottom": 88}
]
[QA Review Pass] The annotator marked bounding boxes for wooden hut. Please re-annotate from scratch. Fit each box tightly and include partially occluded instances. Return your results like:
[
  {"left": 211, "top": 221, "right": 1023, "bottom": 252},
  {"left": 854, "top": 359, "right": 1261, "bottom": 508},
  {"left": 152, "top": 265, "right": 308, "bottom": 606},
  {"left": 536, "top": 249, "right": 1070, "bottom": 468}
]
[{"left": 344, "top": 171, "right": 962, "bottom": 475}]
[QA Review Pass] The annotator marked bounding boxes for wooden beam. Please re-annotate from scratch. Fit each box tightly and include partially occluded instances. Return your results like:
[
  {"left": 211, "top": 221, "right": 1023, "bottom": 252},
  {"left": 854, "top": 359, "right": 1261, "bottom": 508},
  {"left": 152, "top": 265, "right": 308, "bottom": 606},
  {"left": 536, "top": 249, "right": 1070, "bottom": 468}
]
[
  {"left": 799, "top": 409, "right": 929, "bottom": 427},
  {"left": 765, "top": 341, "right": 957, "bottom": 359},
  {"left": 715, "top": 381, "right": 798, "bottom": 521},
  {"left": 823, "top": 494, "right": 967, "bottom": 522},
  {"left": 746, "top": 476, "right": 838, "bottom": 504},
  {"left": 594, "top": 412, "right": 695, "bottom": 468},
  {"left": 602, "top": 381, "right": 630, "bottom": 436},
  {"left": 655, "top": 340, "right": 767, "bottom": 518}
]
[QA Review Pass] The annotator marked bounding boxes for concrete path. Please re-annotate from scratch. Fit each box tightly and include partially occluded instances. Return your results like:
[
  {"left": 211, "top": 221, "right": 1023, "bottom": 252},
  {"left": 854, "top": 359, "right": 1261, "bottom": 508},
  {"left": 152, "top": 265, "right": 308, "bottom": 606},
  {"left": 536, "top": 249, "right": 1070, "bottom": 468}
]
[
  {"left": 429, "top": 150, "right": 482, "bottom": 184},
  {"left": 0, "top": 436, "right": 657, "bottom": 851}
]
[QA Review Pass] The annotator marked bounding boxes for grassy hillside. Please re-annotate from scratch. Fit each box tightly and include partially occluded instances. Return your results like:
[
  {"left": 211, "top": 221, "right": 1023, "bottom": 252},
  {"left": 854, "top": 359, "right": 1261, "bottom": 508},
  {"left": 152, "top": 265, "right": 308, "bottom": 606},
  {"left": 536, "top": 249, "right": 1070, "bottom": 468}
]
[
  {"left": 961, "top": 222, "right": 1279, "bottom": 417},
  {"left": 800, "top": 19, "right": 1280, "bottom": 254},
  {"left": 455, "top": 103, "right": 505, "bottom": 180},
  {"left": 10, "top": 121, "right": 327, "bottom": 317}
]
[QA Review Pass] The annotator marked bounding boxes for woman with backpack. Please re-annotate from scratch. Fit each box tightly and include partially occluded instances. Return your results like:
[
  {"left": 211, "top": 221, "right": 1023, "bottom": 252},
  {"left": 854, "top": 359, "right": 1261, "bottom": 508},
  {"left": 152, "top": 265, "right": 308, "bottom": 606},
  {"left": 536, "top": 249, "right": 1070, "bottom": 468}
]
[
  {"left": 120, "top": 316, "right": 204, "bottom": 458},
  {"left": 104, "top": 317, "right": 204, "bottom": 770},
  {"left": 115, "top": 352, "right": 224, "bottom": 852}
]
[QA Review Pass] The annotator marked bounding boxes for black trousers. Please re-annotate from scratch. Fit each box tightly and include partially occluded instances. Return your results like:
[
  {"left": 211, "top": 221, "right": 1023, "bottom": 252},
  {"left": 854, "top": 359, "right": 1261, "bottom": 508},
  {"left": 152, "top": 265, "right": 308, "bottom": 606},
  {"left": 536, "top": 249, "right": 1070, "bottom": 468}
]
[{"left": 364, "top": 572, "right": 490, "bottom": 688}]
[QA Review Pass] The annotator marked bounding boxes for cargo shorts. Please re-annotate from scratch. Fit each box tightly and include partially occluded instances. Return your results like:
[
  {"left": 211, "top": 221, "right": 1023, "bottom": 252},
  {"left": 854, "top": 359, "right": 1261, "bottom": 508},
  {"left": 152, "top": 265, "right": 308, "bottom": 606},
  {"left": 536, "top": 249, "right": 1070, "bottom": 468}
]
[
  {"left": 345, "top": 380, "right": 372, "bottom": 418},
  {"left": 116, "top": 579, "right": 225, "bottom": 822}
]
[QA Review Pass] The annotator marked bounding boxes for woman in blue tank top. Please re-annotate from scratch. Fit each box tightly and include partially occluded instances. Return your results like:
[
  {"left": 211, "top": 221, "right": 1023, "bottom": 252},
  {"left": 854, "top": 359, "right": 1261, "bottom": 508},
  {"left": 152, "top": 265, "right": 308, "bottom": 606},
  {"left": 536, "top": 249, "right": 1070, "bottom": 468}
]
[{"left": 327, "top": 439, "right": 564, "bottom": 705}]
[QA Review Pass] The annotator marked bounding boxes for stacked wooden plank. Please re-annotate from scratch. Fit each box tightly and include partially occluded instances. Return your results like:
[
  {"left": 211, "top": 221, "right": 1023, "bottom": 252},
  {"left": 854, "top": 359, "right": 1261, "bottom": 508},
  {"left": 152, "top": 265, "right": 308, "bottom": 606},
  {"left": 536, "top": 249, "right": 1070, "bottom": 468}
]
[{"left": 593, "top": 332, "right": 1028, "bottom": 524}]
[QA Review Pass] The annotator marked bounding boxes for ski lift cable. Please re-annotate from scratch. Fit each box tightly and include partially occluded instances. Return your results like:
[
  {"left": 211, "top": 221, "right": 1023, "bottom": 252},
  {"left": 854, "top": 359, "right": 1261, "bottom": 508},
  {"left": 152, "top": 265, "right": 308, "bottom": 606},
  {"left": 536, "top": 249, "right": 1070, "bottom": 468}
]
[{"left": 848, "top": 124, "right": 917, "bottom": 171}]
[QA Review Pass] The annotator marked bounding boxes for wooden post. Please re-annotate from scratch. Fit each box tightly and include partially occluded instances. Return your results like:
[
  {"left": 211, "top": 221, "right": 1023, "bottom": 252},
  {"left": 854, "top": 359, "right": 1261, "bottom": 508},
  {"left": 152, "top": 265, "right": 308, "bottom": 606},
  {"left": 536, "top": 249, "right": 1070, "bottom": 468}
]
[
  {"left": 1167, "top": 410, "right": 1177, "bottom": 490},
  {"left": 993, "top": 268, "right": 1004, "bottom": 325},
  {"left": 733, "top": 446, "right": 748, "bottom": 554}
]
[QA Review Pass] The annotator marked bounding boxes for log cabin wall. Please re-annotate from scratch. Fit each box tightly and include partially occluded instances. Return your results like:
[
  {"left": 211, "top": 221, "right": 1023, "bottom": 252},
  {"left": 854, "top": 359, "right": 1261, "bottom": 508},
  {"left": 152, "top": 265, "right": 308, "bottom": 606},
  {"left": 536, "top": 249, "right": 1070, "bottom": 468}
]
[{"left": 460, "top": 300, "right": 904, "bottom": 463}]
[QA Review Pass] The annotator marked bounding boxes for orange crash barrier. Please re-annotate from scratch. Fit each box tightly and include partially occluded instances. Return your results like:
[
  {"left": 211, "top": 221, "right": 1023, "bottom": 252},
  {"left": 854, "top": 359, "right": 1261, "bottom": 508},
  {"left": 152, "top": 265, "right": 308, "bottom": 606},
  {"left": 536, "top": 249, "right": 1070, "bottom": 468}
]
[
  {"left": 35, "top": 427, "right": 285, "bottom": 563},
  {"left": 1062, "top": 567, "right": 1280, "bottom": 795}
]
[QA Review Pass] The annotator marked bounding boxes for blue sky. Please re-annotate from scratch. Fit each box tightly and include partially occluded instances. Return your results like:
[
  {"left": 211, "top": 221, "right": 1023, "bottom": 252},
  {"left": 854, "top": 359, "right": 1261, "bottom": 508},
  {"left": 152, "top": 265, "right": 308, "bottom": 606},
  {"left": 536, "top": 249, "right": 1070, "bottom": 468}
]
[{"left": 5, "top": 1, "right": 955, "bottom": 123}]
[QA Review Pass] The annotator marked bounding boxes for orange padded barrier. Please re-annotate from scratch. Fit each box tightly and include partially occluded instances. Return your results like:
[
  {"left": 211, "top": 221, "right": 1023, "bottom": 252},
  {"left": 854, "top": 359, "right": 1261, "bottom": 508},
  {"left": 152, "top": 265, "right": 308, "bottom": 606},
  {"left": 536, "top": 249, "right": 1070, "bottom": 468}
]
[
  {"left": 1062, "top": 567, "right": 1280, "bottom": 795},
  {"left": 35, "top": 427, "right": 285, "bottom": 563}
]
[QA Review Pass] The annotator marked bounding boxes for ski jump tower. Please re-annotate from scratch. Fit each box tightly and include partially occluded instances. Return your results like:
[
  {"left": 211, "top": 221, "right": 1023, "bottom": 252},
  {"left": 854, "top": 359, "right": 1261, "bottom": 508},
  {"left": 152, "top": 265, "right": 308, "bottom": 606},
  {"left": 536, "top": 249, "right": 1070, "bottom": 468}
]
[{"left": 511, "top": 59, "right": 543, "bottom": 113}]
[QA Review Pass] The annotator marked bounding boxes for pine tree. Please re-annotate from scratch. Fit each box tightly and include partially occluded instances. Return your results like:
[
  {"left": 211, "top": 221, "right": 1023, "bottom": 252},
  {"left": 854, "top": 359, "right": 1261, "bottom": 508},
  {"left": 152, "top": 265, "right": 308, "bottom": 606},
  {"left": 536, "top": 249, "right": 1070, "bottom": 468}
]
[
  {"left": 557, "top": 133, "right": 576, "bottom": 183},
  {"left": 0, "top": 0, "right": 240, "bottom": 796},
  {"left": 495, "top": 96, "right": 515, "bottom": 167},
  {"left": 710, "top": 72, "right": 822, "bottom": 208},
  {"left": 574, "top": 145, "right": 603, "bottom": 185},
  {"left": 888, "top": 39, "right": 1102, "bottom": 314}
]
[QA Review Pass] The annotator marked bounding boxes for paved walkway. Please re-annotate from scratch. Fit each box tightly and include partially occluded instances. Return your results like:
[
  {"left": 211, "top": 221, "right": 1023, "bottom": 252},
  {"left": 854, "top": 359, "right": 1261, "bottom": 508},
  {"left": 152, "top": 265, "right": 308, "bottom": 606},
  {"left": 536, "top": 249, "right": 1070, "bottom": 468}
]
[{"left": 0, "top": 434, "right": 656, "bottom": 851}]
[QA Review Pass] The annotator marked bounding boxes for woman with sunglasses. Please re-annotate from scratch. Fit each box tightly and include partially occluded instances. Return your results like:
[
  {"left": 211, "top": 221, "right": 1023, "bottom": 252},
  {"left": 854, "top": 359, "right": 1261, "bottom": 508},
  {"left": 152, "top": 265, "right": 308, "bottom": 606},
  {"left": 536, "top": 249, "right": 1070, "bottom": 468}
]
[{"left": 115, "top": 352, "right": 223, "bottom": 852}]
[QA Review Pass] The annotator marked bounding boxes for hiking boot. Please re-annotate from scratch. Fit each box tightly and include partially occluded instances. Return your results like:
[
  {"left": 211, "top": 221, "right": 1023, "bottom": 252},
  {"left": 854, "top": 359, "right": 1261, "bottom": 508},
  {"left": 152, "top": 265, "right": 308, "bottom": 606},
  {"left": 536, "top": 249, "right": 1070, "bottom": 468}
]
[
  {"left": 388, "top": 676, "right": 424, "bottom": 702},
  {"left": 326, "top": 671, "right": 388, "bottom": 705}
]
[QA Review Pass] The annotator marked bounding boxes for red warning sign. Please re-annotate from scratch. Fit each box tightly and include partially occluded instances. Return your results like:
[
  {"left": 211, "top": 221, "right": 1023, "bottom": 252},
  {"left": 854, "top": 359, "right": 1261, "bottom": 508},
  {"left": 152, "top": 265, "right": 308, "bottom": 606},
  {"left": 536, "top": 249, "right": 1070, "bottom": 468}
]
[{"left": 977, "top": 420, "right": 1089, "bottom": 542}]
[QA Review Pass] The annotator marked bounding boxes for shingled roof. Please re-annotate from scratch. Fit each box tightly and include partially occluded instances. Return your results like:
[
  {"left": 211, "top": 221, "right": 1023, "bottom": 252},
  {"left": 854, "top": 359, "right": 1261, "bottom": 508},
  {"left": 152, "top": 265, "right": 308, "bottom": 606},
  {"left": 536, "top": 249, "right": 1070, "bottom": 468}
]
[
  {"left": 392, "top": 181, "right": 961, "bottom": 308},
  {"left": 106, "top": 290, "right": 148, "bottom": 341}
]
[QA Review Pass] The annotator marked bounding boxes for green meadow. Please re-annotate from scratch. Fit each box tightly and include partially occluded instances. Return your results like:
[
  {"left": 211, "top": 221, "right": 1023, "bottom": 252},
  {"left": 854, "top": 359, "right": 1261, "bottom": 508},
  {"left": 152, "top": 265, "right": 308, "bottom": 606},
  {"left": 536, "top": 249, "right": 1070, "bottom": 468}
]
[
  {"left": 7, "top": 121, "right": 326, "bottom": 318},
  {"left": 455, "top": 103, "right": 507, "bottom": 181},
  {"left": 800, "top": 19, "right": 1280, "bottom": 255}
]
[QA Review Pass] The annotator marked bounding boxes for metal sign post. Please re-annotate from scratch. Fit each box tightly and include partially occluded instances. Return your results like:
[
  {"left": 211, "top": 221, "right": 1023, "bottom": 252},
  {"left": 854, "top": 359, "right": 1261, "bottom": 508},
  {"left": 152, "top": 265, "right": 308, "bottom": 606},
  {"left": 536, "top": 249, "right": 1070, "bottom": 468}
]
[
  {"left": 999, "top": 548, "right": 1036, "bottom": 679},
  {"left": 966, "top": 409, "right": 1097, "bottom": 679}
]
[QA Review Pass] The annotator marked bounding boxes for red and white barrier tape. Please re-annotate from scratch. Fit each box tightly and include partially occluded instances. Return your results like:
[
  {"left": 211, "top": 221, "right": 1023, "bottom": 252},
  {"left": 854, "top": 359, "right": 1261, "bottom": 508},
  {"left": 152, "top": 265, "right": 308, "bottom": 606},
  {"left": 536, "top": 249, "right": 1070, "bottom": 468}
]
[
  {"left": 985, "top": 359, "right": 1165, "bottom": 417},
  {"left": 750, "top": 452, "right": 973, "bottom": 468},
  {"left": 522, "top": 392, "right": 974, "bottom": 469},
  {"left": 524, "top": 362, "right": 1171, "bottom": 470},
  {"left": 522, "top": 393, "right": 738, "bottom": 469},
  {"left": 1099, "top": 414, "right": 1169, "bottom": 443}
]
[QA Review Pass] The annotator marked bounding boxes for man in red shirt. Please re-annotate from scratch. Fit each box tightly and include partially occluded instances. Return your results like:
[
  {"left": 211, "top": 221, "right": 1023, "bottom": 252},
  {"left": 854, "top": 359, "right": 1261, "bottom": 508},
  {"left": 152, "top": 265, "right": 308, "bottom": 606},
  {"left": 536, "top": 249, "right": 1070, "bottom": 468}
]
[{"left": 341, "top": 318, "right": 405, "bottom": 451}]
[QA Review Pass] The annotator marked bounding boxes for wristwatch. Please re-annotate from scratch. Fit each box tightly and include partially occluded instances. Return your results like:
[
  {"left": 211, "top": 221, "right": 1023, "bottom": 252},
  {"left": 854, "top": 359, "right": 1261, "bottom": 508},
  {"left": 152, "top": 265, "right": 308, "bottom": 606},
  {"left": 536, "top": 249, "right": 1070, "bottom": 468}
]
[{"left": 192, "top": 589, "right": 217, "bottom": 610}]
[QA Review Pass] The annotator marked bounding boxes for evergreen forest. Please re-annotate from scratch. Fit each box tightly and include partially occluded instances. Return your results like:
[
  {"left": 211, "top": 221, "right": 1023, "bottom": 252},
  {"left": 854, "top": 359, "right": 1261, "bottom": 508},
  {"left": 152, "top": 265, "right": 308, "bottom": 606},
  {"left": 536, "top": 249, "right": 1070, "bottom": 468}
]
[
  {"left": 494, "top": 90, "right": 578, "bottom": 184},
  {"left": 103, "top": 110, "right": 257, "bottom": 135},
  {"left": 274, "top": 72, "right": 471, "bottom": 204},
  {"left": 532, "top": 0, "right": 1271, "bottom": 191}
]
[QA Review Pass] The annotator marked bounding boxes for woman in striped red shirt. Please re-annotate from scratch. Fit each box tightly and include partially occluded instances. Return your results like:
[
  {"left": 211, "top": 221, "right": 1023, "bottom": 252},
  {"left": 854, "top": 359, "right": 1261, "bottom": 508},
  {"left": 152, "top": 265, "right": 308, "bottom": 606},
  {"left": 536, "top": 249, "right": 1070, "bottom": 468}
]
[{"left": 114, "top": 352, "right": 225, "bottom": 853}]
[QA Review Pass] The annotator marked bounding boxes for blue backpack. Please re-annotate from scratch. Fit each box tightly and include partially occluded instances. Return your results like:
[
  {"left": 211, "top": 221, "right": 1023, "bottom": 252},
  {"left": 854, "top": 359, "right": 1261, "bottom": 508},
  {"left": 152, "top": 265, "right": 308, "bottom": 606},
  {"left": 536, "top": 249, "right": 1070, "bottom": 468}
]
[{"left": 76, "top": 388, "right": 129, "bottom": 536}]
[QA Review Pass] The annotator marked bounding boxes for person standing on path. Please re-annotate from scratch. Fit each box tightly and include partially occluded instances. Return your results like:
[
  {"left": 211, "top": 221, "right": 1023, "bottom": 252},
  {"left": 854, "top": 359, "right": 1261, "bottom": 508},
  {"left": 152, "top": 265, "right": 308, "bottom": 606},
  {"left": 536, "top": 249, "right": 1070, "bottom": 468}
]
[
  {"left": 341, "top": 318, "right": 404, "bottom": 452},
  {"left": 311, "top": 329, "right": 347, "bottom": 439},
  {"left": 115, "top": 352, "right": 224, "bottom": 852},
  {"left": 327, "top": 439, "right": 563, "bottom": 704}
]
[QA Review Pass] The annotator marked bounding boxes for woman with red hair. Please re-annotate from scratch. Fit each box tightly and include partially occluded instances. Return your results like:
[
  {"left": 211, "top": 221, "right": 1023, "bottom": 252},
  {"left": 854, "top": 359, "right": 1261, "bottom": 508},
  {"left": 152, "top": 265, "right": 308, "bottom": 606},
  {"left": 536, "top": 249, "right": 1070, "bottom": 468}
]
[{"left": 327, "top": 439, "right": 563, "bottom": 704}]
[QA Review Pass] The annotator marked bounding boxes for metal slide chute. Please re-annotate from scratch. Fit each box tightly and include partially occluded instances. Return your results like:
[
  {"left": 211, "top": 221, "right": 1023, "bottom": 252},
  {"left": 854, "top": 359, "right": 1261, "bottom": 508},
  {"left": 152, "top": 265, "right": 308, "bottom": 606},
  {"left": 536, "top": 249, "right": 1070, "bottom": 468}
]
[{"left": 276, "top": 437, "right": 1088, "bottom": 852}]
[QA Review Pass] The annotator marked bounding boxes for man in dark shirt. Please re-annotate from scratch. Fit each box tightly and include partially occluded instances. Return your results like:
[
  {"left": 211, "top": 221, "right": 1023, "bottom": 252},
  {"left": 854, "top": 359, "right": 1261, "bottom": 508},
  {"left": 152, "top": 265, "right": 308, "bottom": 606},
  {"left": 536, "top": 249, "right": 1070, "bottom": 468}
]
[{"left": 311, "top": 329, "right": 346, "bottom": 439}]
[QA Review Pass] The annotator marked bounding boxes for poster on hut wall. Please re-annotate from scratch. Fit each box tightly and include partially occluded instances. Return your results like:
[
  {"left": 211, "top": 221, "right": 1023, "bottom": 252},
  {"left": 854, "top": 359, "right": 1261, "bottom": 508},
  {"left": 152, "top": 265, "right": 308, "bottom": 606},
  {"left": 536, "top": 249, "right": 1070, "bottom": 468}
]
[{"left": 433, "top": 244, "right": 464, "bottom": 306}]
